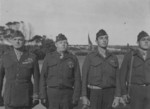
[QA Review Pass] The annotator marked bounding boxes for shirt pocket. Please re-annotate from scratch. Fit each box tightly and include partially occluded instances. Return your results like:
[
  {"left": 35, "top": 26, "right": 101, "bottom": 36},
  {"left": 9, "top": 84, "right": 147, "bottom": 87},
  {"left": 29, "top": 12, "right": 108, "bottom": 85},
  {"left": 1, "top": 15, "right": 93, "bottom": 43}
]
[
  {"left": 146, "top": 60, "right": 150, "bottom": 66},
  {"left": 89, "top": 60, "right": 103, "bottom": 76},
  {"left": 108, "top": 61, "right": 118, "bottom": 69},
  {"left": 22, "top": 63, "right": 33, "bottom": 69},
  {"left": 133, "top": 60, "right": 143, "bottom": 68},
  {"left": 91, "top": 59, "right": 103, "bottom": 67},
  {"left": 47, "top": 61, "right": 57, "bottom": 77},
  {"left": 4, "top": 61, "right": 14, "bottom": 69},
  {"left": 107, "top": 60, "right": 118, "bottom": 76}
]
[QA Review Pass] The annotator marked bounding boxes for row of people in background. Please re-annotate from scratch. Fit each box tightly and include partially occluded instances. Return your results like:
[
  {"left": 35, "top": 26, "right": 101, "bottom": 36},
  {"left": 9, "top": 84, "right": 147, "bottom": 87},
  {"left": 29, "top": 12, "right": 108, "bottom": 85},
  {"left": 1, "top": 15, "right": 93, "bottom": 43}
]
[{"left": 0, "top": 28, "right": 150, "bottom": 109}]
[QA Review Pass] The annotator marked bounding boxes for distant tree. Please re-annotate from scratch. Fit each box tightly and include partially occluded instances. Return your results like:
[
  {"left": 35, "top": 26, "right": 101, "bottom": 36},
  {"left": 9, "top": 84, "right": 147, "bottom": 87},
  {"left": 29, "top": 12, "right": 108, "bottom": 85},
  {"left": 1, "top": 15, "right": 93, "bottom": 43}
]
[{"left": 28, "top": 35, "right": 43, "bottom": 43}]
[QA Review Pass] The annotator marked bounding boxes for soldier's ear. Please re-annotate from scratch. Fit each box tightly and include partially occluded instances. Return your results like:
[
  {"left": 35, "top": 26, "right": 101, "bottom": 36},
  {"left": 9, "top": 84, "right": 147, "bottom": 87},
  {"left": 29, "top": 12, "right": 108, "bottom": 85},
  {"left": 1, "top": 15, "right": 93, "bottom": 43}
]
[
  {"left": 137, "top": 41, "right": 140, "bottom": 46},
  {"left": 95, "top": 40, "right": 98, "bottom": 45},
  {"left": 55, "top": 42, "right": 57, "bottom": 47}
]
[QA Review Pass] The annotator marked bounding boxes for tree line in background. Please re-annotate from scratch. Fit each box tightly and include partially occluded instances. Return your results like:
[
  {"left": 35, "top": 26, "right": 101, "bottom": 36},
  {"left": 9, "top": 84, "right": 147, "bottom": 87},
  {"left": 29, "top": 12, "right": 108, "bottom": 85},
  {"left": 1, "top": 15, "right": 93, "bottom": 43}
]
[{"left": 0, "top": 21, "right": 136, "bottom": 60}]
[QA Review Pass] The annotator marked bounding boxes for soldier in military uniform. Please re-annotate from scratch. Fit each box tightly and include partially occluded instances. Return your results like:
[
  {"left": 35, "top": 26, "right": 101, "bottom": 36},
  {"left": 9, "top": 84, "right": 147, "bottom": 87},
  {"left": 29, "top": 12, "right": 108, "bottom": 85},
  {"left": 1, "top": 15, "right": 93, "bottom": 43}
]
[
  {"left": 81, "top": 29, "right": 121, "bottom": 109},
  {"left": 0, "top": 30, "right": 40, "bottom": 109},
  {"left": 120, "top": 31, "right": 150, "bottom": 109},
  {"left": 40, "top": 33, "right": 81, "bottom": 109}
]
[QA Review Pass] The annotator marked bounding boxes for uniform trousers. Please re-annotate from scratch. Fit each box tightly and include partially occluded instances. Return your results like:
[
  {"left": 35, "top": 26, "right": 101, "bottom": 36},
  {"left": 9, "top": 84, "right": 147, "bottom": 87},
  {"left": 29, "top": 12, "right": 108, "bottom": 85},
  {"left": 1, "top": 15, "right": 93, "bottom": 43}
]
[
  {"left": 5, "top": 106, "right": 31, "bottom": 109},
  {"left": 47, "top": 87, "right": 74, "bottom": 109},
  {"left": 87, "top": 87, "right": 115, "bottom": 109},
  {"left": 130, "top": 85, "right": 150, "bottom": 109}
]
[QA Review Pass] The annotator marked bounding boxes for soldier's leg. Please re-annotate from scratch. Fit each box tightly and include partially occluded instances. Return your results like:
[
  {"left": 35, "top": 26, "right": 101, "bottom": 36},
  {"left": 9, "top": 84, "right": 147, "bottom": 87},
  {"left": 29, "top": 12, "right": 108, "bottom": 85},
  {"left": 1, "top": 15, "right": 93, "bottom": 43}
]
[
  {"left": 144, "top": 86, "right": 150, "bottom": 109},
  {"left": 144, "top": 99, "right": 150, "bottom": 109},
  {"left": 18, "top": 107, "right": 31, "bottom": 109},
  {"left": 102, "top": 88, "right": 115, "bottom": 109},
  {"left": 130, "top": 85, "right": 144, "bottom": 109},
  {"left": 61, "top": 89, "right": 74, "bottom": 109},
  {"left": 47, "top": 88, "right": 61, "bottom": 109},
  {"left": 87, "top": 89, "right": 102, "bottom": 109}
]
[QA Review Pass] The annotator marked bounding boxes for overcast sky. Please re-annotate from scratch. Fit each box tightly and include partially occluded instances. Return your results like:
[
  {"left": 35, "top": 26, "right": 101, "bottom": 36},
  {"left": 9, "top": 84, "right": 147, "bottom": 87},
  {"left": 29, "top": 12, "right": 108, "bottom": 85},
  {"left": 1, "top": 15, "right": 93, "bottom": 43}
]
[{"left": 0, "top": 0, "right": 150, "bottom": 45}]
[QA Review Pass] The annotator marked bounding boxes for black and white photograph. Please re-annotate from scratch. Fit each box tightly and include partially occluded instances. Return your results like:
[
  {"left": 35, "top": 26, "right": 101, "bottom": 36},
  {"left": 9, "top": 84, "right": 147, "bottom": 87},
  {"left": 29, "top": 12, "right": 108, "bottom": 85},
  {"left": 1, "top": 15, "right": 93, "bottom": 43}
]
[{"left": 0, "top": 0, "right": 150, "bottom": 109}]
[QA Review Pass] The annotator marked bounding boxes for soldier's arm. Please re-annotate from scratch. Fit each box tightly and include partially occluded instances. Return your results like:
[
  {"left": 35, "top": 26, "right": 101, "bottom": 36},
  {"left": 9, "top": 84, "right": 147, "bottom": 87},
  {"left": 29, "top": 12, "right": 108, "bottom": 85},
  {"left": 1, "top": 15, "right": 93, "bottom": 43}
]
[
  {"left": 120, "top": 53, "right": 130, "bottom": 95},
  {"left": 73, "top": 56, "right": 81, "bottom": 102},
  {"left": 40, "top": 56, "right": 48, "bottom": 99},
  {"left": 0, "top": 57, "right": 5, "bottom": 105},
  {"left": 32, "top": 56, "right": 40, "bottom": 99},
  {"left": 82, "top": 55, "right": 90, "bottom": 97},
  {"left": 114, "top": 56, "right": 121, "bottom": 97},
  {"left": 0, "top": 57, "right": 5, "bottom": 95}
]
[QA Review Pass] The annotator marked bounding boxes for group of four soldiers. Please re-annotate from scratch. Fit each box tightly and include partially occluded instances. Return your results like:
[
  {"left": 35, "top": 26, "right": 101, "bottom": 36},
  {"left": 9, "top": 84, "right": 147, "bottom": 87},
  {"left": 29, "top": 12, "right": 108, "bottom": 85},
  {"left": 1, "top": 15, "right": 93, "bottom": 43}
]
[{"left": 0, "top": 29, "right": 150, "bottom": 109}]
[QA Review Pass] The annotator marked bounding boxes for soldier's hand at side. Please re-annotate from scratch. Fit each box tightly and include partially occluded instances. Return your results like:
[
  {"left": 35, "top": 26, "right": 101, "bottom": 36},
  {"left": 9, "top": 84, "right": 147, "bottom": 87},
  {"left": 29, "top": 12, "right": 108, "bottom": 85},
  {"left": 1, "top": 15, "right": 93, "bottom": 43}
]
[
  {"left": 72, "top": 99, "right": 78, "bottom": 107},
  {"left": 41, "top": 98, "right": 47, "bottom": 107},
  {"left": 0, "top": 96, "right": 4, "bottom": 106},
  {"left": 82, "top": 104, "right": 89, "bottom": 109},
  {"left": 122, "top": 94, "right": 130, "bottom": 104},
  {"left": 119, "top": 97, "right": 126, "bottom": 106},
  {"left": 112, "top": 97, "right": 120, "bottom": 108},
  {"left": 81, "top": 96, "right": 90, "bottom": 106}
]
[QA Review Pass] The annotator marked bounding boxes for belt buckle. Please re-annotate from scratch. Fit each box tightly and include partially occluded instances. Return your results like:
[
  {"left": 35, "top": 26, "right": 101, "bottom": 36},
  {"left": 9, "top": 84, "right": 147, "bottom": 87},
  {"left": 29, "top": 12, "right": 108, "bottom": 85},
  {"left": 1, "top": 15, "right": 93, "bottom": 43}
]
[{"left": 88, "top": 85, "right": 101, "bottom": 89}]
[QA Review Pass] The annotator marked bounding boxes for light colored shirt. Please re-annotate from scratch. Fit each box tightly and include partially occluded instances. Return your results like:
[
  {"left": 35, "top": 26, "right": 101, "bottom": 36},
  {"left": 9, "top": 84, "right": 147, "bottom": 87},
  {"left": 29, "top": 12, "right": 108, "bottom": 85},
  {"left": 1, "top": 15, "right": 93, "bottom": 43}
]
[{"left": 14, "top": 48, "right": 23, "bottom": 61}]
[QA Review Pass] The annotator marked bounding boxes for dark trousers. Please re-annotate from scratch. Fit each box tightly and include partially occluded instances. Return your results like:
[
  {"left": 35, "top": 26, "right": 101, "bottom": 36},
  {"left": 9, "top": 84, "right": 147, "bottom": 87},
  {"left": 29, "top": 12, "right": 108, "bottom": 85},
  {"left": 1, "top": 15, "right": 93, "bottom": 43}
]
[
  {"left": 87, "top": 88, "right": 115, "bottom": 109},
  {"left": 130, "top": 85, "right": 150, "bottom": 109},
  {"left": 47, "top": 88, "right": 74, "bottom": 109},
  {"left": 5, "top": 105, "right": 31, "bottom": 109}
]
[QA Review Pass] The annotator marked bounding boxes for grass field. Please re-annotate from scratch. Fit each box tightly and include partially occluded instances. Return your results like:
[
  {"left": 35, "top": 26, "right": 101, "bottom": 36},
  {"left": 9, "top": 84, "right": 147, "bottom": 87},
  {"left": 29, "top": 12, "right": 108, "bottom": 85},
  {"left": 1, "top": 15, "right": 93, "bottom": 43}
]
[{"left": 0, "top": 55, "right": 130, "bottom": 109}]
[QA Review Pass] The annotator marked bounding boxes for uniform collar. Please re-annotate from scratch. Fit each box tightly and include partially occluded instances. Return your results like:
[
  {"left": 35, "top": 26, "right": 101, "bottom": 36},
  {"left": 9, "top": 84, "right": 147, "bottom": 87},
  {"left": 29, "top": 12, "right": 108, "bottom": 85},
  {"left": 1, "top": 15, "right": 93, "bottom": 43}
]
[
  {"left": 54, "top": 50, "right": 72, "bottom": 59},
  {"left": 147, "top": 50, "right": 150, "bottom": 59},
  {"left": 133, "top": 49, "right": 150, "bottom": 60},
  {"left": 94, "top": 48, "right": 112, "bottom": 59},
  {"left": 9, "top": 47, "right": 28, "bottom": 62}
]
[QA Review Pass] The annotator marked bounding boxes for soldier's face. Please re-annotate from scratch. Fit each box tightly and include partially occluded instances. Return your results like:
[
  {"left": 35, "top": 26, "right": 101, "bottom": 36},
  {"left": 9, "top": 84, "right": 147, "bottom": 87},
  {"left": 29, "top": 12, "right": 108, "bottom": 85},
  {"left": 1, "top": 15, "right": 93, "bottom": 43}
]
[
  {"left": 55, "top": 40, "right": 68, "bottom": 52},
  {"left": 10, "top": 37, "right": 25, "bottom": 49},
  {"left": 138, "top": 36, "right": 150, "bottom": 50},
  {"left": 96, "top": 35, "right": 109, "bottom": 48}
]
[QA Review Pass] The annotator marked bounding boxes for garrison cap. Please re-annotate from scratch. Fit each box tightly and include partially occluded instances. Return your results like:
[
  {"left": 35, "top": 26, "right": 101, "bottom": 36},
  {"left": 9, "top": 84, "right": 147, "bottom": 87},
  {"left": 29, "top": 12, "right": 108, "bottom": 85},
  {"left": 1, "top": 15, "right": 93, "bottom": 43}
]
[
  {"left": 137, "top": 31, "right": 149, "bottom": 41},
  {"left": 96, "top": 29, "right": 108, "bottom": 40},
  {"left": 56, "top": 33, "right": 67, "bottom": 42}
]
